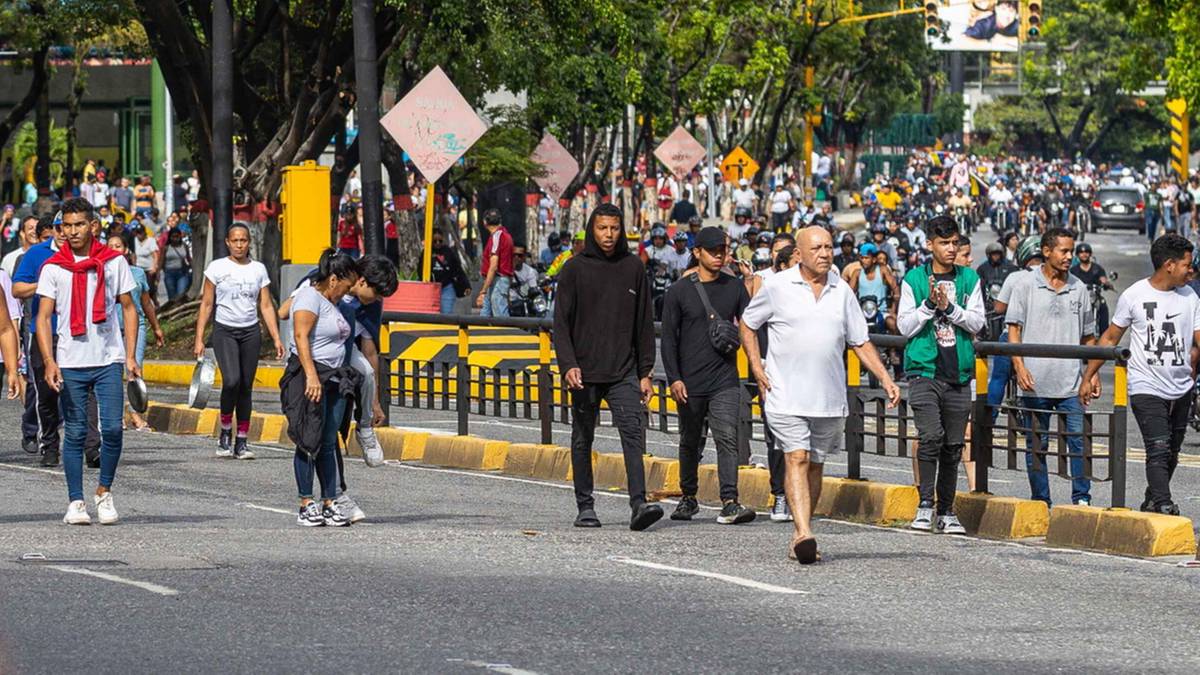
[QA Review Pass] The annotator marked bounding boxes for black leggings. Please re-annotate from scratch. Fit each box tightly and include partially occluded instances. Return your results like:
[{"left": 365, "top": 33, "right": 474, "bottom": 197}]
[{"left": 212, "top": 322, "right": 261, "bottom": 422}]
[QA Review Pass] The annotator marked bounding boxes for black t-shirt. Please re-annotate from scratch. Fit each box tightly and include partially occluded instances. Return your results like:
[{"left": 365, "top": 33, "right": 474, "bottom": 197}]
[
  {"left": 660, "top": 273, "right": 750, "bottom": 397},
  {"left": 670, "top": 200, "right": 698, "bottom": 225},
  {"left": 930, "top": 270, "right": 960, "bottom": 383},
  {"left": 1070, "top": 262, "right": 1106, "bottom": 288}
]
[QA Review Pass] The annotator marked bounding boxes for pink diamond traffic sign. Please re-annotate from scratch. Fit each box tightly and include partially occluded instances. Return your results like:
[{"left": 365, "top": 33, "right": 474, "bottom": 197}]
[
  {"left": 654, "top": 125, "right": 706, "bottom": 178},
  {"left": 380, "top": 66, "right": 489, "bottom": 183},
  {"left": 530, "top": 133, "right": 579, "bottom": 199}
]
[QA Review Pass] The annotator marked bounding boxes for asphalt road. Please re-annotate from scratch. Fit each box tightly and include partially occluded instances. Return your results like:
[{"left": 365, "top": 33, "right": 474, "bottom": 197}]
[{"left": 4, "top": 383, "right": 1200, "bottom": 673}]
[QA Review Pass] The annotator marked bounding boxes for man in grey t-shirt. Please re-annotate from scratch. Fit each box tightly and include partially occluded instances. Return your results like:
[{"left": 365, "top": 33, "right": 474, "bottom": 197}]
[{"left": 1005, "top": 228, "right": 1098, "bottom": 506}]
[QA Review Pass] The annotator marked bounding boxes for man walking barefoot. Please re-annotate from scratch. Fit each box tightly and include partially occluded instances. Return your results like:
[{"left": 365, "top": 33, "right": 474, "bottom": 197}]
[
  {"left": 554, "top": 203, "right": 663, "bottom": 531},
  {"left": 741, "top": 226, "right": 900, "bottom": 563}
]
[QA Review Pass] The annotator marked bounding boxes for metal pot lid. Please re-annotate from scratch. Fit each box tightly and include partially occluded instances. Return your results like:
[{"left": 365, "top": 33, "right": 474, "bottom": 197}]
[
  {"left": 188, "top": 349, "right": 217, "bottom": 409},
  {"left": 126, "top": 377, "right": 149, "bottom": 414}
]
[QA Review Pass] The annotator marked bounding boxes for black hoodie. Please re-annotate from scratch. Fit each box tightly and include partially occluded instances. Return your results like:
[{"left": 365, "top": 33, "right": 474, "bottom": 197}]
[{"left": 553, "top": 206, "right": 655, "bottom": 383}]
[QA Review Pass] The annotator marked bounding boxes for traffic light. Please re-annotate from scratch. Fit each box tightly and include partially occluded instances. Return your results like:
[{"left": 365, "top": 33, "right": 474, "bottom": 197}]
[
  {"left": 1026, "top": 0, "right": 1042, "bottom": 38},
  {"left": 924, "top": 1, "right": 940, "bottom": 37}
]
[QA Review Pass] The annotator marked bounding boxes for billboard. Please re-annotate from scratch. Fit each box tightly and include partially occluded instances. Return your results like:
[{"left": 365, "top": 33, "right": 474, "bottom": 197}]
[{"left": 926, "top": 0, "right": 1019, "bottom": 53}]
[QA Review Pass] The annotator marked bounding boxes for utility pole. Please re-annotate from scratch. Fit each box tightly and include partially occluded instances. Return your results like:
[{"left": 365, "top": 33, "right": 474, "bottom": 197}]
[
  {"left": 352, "top": 0, "right": 384, "bottom": 256},
  {"left": 211, "top": 0, "right": 232, "bottom": 258}
]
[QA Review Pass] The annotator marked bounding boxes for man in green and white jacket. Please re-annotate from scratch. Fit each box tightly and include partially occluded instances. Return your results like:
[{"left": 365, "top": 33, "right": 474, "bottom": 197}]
[{"left": 897, "top": 216, "right": 986, "bottom": 534}]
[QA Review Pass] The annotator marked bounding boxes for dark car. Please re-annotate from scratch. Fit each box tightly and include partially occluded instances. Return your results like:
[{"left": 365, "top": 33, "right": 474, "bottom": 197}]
[{"left": 1091, "top": 185, "right": 1145, "bottom": 233}]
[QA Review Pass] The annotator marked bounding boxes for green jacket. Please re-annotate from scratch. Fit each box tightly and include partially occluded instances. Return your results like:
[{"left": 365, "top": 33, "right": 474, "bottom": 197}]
[{"left": 902, "top": 264, "right": 979, "bottom": 384}]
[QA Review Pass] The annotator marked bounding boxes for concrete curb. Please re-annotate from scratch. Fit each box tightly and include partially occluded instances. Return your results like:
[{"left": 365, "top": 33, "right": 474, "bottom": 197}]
[
  {"left": 142, "top": 361, "right": 283, "bottom": 390},
  {"left": 1046, "top": 505, "right": 1197, "bottom": 557},
  {"left": 142, "top": 403, "right": 1195, "bottom": 557},
  {"left": 954, "top": 493, "right": 1050, "bottom": 539}
]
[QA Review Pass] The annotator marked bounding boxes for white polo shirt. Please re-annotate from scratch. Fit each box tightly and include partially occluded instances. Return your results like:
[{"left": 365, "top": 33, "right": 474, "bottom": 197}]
[{"left": 741, "top": 266, "right": 869, "bottom": 417}]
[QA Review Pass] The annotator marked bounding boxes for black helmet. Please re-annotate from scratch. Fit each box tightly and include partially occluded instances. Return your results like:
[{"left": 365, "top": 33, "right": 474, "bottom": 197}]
[
  {"left": 547, "top": 231, "right": 561, "bottom": 248},
  {"left": 673, "top": 231, "right": 689, "bottom": 243},
  {"left": 687, "top": 215, "right": 703, "bottom": 228},
  {"left": 1075, "top": 242, "right": 1092, "bottom": 255}
]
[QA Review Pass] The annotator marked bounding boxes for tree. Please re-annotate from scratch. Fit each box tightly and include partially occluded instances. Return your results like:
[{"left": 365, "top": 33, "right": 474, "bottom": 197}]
[{"left": 1106, "top": 0, "right": 1200, "bottom": 107}]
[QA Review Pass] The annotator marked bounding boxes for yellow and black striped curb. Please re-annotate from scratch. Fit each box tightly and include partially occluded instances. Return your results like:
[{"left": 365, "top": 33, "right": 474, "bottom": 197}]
[{"left": 143, "top": 402, "right": 1196, "bottom": 557}]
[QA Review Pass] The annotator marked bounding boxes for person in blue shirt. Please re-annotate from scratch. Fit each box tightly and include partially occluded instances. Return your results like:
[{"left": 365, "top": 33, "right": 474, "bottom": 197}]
[
  {"left": 12, "top": 214, "right": 102, "bottom": 468},
  {"left": 106, "top": 233, "right": 165, "bottom": 430}
]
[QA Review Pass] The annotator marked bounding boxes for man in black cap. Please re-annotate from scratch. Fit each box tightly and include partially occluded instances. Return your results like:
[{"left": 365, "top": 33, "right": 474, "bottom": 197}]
[
  {"left": 662, "top": 226, "right": 754, "bottom": 525},
  {"left": 553, "top": 203, "right": 663, "bottom": 531}
]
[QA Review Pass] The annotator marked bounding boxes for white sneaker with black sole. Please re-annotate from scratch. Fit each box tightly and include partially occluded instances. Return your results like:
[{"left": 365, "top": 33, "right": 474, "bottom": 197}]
[
  {"left": 770, "top": 495, "right": 793, "bottom": 522},
  {"left": 911, "top": 501, "right": 934, "bottom": 531},
  {"left": 936, "top": 513, "right": 966, "bottom": 535},
  {"left": 322, "top": 501, "right": 353, "bottom": 527},
  {"left": 357, "top": 428, "right": 385, "bottom": 467},
  {"left": 334, "top": 494, "right": 366, "bottom": 523},
  {"left": 94, "top": 492, "right": 118, "bottom": 525},
  {"left": 63, "top": 500, "right": 91, "bottom": 525},
  {"left": 297, "top": 502, "right": 324, "bottom": 527}
]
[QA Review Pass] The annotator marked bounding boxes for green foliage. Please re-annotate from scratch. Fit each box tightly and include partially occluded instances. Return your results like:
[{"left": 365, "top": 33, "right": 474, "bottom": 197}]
[
  {"left": 12, "top": 121, "right": 68, "bottom": 186},
  {"left": 453, "top": 106, "right": 544, "bottom": 188}
]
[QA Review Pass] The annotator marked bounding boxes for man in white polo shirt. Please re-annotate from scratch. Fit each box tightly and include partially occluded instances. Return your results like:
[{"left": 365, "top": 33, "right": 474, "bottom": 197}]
[
  {"left": 35, "top": 198, "right": 140, "bottom": 526},
  {"left": 741, "top": 226, "right": 900, "bottom": 564}
]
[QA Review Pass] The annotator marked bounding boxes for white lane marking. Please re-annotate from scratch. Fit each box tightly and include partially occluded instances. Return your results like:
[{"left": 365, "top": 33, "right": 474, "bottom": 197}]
[
  {"left": 45, "top": 565, "right": 180, "bottom": 596},
  {"left": 0, "top": 462, "right": 62, "bottom": 477},
  {"left": 446, "top": 659, "right": 542, "bottom": 675},
  {"left": 239, "top": 502, "right": 293, "bottom": 515},
  {"left": 608, "top": 555, "right": 807, "bottom": 595}
]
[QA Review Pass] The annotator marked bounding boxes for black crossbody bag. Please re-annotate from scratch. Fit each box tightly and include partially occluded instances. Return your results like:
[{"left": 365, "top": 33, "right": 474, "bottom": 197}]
[{"left": 692, "top": 276, "right": 741, "bottom": 355}]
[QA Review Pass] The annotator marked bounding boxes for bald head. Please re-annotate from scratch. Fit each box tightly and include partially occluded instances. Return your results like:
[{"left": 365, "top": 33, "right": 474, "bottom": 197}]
[{"left": 797, "top": 226, "right": 833, "bottom": 278}]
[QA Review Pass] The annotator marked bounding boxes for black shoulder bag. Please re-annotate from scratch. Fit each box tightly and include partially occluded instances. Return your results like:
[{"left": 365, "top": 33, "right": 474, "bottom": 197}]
[{"left": 692, "top": 276, "right": 741, "bottom": 355}]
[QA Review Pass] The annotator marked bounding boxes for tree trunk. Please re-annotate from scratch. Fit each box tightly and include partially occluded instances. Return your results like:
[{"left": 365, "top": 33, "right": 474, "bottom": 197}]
[
  {"left": 64, "top": 59, "right": 87, "bottom": 196},
  {"left": 0, "top": 45, "right": 49, "bottom": 155}
]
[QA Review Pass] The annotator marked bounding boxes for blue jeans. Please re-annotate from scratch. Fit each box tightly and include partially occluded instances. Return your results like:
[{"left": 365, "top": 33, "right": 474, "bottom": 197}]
[
  {"left": 293, "top": 386, "right": 346, "bottom": 500},
  {"left": 480, "top": 275, "right": 511, "bottom": 317},
  {"left": 1021, "top": 395, "right": 1090, "bottom": 505},
  {"left": 440, "top": 283, "right": 457, "bottom": 314},
  {"left": 986, "top": 331, "right": 1012, "bottom": 424},
  {"left": 60, "top": 364, "right": 124, "bottom": 502},
  {"left": 164, "top": 269, "right": 190, "bottom": 301},
  {"left": 135, "top": 322, "right": 146, "bottom": 367}
]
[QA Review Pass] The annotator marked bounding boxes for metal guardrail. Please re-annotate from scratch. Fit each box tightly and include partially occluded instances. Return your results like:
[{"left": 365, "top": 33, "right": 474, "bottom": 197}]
[{"left": 381, "top": 311, "right": 1133, "bottom": 507}]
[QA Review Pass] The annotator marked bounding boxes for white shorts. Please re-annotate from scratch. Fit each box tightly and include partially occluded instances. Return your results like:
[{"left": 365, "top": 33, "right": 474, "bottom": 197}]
[{"left": 766, "top": 412, "right": 843, "bottom": 464}]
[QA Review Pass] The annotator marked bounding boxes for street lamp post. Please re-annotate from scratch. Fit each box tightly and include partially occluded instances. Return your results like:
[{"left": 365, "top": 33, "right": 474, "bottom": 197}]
[{"left": 211, "top": 0, "right": 232, "bottom": 258}]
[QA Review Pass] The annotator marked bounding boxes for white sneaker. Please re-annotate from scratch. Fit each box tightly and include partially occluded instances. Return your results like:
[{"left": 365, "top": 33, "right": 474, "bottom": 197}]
[
  {"left": 357, "top": 428, "right": 385, "bottom": 467},
  {"left": 63, "top": 500, "right": 91, "bottom": 525},
  {"left": 335, "top": 493, "right": 366, "bottom": 523},
  {"left": 770, "top": 495, "right": 793, "bottom": 522},
  {"left": 94, "top": 492, "right": 119, "bottom": 525},
  {"left": 911, "top": 502, "right": 934, "bottom": 531},
  {"left": 936, "top": 513, "right": 966, "bottom": 535}
]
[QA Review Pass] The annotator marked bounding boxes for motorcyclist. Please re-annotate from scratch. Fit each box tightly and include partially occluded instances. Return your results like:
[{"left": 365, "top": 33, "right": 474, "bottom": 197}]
[
  {"left": 899, "top": 213, "right": 927, "bottom": 253},
  {"left": 1018, "top": 187, "right": 1043, "bottom": 233},
  {"left": 665, "top": 231, "right": 692, "bottom": 276},
  {"left": 729, "top": 207, "right": 753, "bottom": 244},
  {"left": 976, "top": 241, "right": 1018, "bottom": 327},
  {"left": 841, "top": 242, "right": 899, "bottom": 334},
  {"left": 911, "top": 180, "right": 937, "bottom": 217},
  {"left": 987, "top": 178, "right": 1015, "bottom": 230},
  {"left": 547, "top": 230, "right": 585, "bottom": 277},
  {"left": 870, "top": 223, "right": 899, "bottom": 267},
  {"left": 1069, "top": 242, "right": 1113, "bottom": 332},
  {"left": 947, "top": 186, "right": 973, "bottom": 222},
  {"left": 1040, "top": 181, "right": 1069, "bottom": 227},
  {"left": 539, "top": 231, "right": 563, "bottom": 268},
  {"left": 832, "top": 233, "right": 857, "bottom": 271},
  {"left": 644, "top": 224, "right": 672, "bottom": 263},
  {"left": 734, "top": 226, "right": 758, "bottom": 262}
]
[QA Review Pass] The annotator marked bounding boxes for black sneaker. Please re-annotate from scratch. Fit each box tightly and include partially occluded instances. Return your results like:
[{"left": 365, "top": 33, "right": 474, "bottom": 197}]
[
  {"left": 217, "top": 429, "right": 233, "bottom": 458},
  {"left": 1156, "top": 501, "right": 1182, "bottom": 516},
  {"left": 22, "top": 437, "right": 38, "bottom": 454},
  {"left": 670, "top": 496, "right": 699, "bottom": 521},
  {"left": 630, "top": 503, "right": 664, "bottom": 531},
  {"left": 232, "top": 437, "right": 255, "bottom": 460},
  {"left": 39, "top": 448, "right": 59, "bottom": 467},
  {"left": 716, "top": 500, "right": 757, "bottom": 525},
  {"left": 85, "top": 449, "right": 100, "bottom": 469}
]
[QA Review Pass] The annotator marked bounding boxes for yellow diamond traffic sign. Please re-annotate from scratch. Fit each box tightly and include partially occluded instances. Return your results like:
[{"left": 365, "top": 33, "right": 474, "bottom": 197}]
[{"left": 721, "top": 146, "right": 759, "bottom": 184}]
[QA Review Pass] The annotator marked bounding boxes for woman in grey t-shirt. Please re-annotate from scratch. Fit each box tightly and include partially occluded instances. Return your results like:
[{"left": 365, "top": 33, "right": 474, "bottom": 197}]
[{"left": 289, "top": 249, "right": 361, "bottom": 527}]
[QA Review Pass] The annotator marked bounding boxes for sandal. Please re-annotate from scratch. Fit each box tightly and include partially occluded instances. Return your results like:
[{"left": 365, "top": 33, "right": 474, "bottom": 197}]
[{"left": 790, "top": 536, "right": 819, "bottom": 565}]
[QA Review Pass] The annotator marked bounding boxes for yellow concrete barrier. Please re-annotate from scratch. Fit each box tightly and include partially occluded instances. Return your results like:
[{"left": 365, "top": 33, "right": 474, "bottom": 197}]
[
  {"left": 592, "top": 453, "right": 629, "bottom": 490},
  {"left": 142, "top": 361, "right": 283, "bottom": 390},
  {"left": 1046, "top": 505, "right": 1197, "bottom": 557},
  {"left": 534, "top": 446, "right": 575, "bottom": 482},
  {"left": 816, "top": 478, "right": 920, "bottom": 525},
  {"left": 421, "top": 435, "right": 510, "bottom": 471},
  {"left": 643, "top": 456, "right": 681, "bottom": 494},
  {"left": 954, "top": 492, "right": 1049, "bottom": 539},
  {"left": 505, "top": 444, "right": 550, "bottom": 477}
]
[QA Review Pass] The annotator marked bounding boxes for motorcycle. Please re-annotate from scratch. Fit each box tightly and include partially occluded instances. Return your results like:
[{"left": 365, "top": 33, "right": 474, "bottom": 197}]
[
  {"left": 508, "top": 281, "right": 548, "bottom": 318},
  {"left": 954, "top": 206, "right": 972, "bottom": 234},
  {"left": 649, "top": 260, "right": 675, "bottom": 321},
  {"left": 860, "top": 295, "right": 887, "bottom": 333},
  {"left": 993, "top": 201, "right": 1011, "bottom": 232},
  {"left": 1021, "top": 205, "right": 1041, "bottom": 236},
  {"left": 1087, "top": 271, "right": 1117, "bottom": 335}
]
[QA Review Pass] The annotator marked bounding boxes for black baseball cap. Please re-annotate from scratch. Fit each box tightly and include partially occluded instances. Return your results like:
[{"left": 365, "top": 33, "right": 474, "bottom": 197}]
[{"left": 693, "top": 226, "right": 727, "bottom": 250}]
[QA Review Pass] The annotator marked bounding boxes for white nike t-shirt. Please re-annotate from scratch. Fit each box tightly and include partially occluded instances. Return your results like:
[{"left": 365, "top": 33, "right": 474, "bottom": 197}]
[{"left": 1112, "top": 279, "right": 1200, "bottom": 399}]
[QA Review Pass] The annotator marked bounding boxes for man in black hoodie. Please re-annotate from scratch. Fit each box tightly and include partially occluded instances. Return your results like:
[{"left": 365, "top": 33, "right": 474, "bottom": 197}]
[{"left": 554, "top": 203, "right": 663, "bottom": 531}]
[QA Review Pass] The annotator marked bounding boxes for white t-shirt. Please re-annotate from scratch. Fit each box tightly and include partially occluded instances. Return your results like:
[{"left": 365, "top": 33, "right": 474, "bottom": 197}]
[
  {"left": 289, "top": 285, "right": 352, "bottom": 369},
  {"left": 134, "top": 236, "right": 159, "bottom": 271},
  {"left": 741, "top": 266, "right": 869, "bottom": 417},
  {"left": 770, "top": 189, "right": 792, "bottom": 214},
  {"left": 733, "top": 187, "right": 756, "bottom": 210},
  {"left": 0, "top": 247, "right": 25, "bottom": 278},
  {"left": 36, "top": 254, "right": 136, "bottom": 368},
  {"left": 1112, "top": 279, "right": 1200, "bottom": 399},
  {"left": 204, "top": 258, "right": 271, "bottom": 328},
  {"left": 0, "top": 271, "right": 19, "bottom": 363}
]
